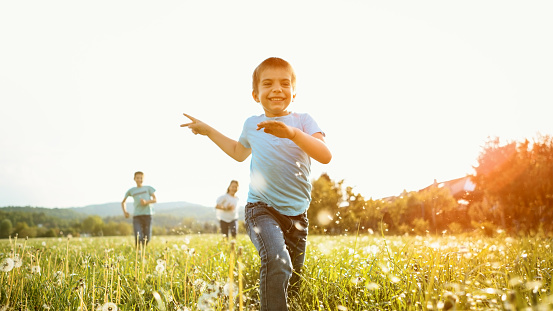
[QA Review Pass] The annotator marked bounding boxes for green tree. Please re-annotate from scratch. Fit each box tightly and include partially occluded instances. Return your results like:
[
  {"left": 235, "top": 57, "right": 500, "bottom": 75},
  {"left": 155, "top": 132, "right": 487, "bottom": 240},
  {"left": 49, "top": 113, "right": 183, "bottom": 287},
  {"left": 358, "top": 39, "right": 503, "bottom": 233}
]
[
  {"left": 472, "top": 135, "right": 553, "bottom": 234},
  {"left": 0, "top": 219, "right": 13, "bottom": 238},
  {"left": 82, "top": 215, "right": 105, "bottom": 236},
  {"left": 308, "top": 173, "right": 343, "bottom": 234}
]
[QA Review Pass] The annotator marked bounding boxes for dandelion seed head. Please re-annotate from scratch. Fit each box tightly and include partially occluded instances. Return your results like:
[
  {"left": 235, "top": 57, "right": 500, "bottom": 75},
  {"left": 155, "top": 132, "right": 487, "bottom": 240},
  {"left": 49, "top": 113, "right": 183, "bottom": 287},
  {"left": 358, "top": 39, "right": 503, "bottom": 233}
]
[
  {"left": 101, "top": 302, "right": 118, "bottom": 311},
  {"left": 155, "top": 264, "right": 165, "bottom": 273},
  {"left": 12, "top": 255, "right": 22, "bottom": 268},
  {"left": 0, "top": 257, "right": 14, "bottom": 272},
  {"left": 366, "top": 282, "right": 380, "bottom": 290},
  {"left": 337, "top": 305, "right": 348, "bottom": 311},
  {"left": 508, "top": 277, "right": 523, "bottom": 287},
  {"left": 253, "top": 226, "right": 261, "bottom": 234},
  {"left": 526, "top": 280, "right": 543, "bottom": 291},
  {"left": 223, "top": 282, "right": 238, "bottom": 297},
  {"left": 53, "top": 271, "right": 64, "bottom": 280},
  {"left": 294, "top": 222, "right": 305, "bottom": 231},
  {"left": 390, "top": 276, "right": 400, "bottom": 283}
]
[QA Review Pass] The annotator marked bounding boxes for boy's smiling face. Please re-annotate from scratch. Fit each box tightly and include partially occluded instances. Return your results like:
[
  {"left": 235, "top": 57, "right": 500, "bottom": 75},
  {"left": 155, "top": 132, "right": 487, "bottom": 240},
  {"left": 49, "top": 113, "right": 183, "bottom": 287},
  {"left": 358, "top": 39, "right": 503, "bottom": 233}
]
[
  {"left": 134, "top": 174, "right": 143, "bottom": 187},
  {"left": 253, "top": 67, "right": 296, "bottom": 117}
]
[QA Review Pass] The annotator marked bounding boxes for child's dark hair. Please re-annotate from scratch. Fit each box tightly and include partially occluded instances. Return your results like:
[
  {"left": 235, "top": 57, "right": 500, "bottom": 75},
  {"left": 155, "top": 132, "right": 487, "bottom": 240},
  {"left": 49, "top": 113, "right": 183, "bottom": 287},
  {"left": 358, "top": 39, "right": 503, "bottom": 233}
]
[
  {"left": 227, "top": 180, "right": 239, "bottom": 193},
  {"left": 134, "top": 171, "right": 144, "bottom": 178},
  {"left": 252, "top": 57, "right": 296, "bottom": 95}
]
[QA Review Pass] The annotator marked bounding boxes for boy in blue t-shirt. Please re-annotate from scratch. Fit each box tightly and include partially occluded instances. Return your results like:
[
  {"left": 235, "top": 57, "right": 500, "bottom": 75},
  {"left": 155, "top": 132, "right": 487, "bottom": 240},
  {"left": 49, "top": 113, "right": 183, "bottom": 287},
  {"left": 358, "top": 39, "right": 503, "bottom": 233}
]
[
  {"left": 121, "top": 171, "right": 157, "bottom": 247},
  {"left": 181, "top": 57, "right": 331, "bottom": 310}
]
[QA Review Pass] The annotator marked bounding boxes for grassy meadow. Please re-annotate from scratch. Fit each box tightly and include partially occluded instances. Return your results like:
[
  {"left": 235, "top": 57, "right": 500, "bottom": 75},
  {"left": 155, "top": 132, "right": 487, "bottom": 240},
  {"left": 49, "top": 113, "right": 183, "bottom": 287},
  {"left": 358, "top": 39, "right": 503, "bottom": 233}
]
[{"left": 0, "top": 233, "right": 552, "bottom": 310}]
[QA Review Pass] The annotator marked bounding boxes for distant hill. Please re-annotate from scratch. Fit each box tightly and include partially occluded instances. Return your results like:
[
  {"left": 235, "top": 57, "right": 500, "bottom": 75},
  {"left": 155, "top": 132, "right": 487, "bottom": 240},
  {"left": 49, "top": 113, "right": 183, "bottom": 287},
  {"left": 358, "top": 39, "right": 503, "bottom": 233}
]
[
  {"left": 1, "top": 201, "right": 245, "bottom": 222},
  {"left": 71, "top": 201, "right": 245, "bottom": 221}
]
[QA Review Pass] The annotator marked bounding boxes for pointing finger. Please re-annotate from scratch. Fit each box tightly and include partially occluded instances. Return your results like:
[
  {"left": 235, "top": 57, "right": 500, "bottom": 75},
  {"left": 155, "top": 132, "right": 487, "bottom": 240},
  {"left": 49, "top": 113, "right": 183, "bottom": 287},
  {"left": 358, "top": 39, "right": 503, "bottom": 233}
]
[{"left": 182, "top": 113, "right": 197, "bottom": 121}]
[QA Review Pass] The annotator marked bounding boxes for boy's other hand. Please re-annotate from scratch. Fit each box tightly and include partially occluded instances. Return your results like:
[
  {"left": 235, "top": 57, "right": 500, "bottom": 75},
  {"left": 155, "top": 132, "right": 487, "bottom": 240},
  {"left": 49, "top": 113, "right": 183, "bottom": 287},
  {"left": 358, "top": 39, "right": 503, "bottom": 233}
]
[
  {"left": 257, "top": 121, "right": 296, "bottom": 139},
  {"left": 181, "top": 113, "right": 210, "bottom": 136},
  {"left": 124, "top": 211, "right": 130, "bottom": 218}
]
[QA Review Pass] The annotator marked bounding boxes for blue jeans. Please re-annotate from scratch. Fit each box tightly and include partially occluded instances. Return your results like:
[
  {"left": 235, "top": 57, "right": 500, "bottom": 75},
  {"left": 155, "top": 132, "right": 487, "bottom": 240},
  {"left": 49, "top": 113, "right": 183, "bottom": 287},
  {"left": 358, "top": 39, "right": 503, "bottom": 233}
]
[
  {"left": 133, "top": 215, "right": 152, "bottom": 247},
  {"left": 220, "top": 219, "right": 238, "bottom": 238},
  {"left": 245, "top": 202, "right": 308, "bottom": 311}
]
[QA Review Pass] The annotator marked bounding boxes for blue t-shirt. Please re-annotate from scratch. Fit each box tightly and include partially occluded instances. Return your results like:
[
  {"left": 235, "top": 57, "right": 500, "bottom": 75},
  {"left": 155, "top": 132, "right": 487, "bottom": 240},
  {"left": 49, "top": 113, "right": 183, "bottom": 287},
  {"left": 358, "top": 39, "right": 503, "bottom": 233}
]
[
  {"left": 238, "top": 112, "right": 324, "bottom": 216},
  {"left": 124, "top": 186, "right": 156, "bottom": 216}
]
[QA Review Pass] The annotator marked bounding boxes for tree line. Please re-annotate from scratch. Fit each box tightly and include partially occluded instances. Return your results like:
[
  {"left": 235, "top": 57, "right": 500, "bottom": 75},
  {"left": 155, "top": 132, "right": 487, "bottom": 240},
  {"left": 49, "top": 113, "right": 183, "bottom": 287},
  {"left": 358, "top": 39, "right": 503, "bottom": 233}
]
[
  {"left": 1, "top": 134, "right": 552, "bottom": 238},
  {"left": 0, "top": 209, "right": 222, "bottom": 239},
  {"left": 308, "top": 134, "right": 553, "bottom": 236}
]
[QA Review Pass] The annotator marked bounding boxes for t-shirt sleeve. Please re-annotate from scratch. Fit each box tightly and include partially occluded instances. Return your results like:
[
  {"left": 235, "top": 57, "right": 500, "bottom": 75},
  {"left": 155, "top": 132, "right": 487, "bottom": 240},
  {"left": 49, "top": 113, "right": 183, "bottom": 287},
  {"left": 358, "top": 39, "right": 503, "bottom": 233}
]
[
  {"left": 149, "top": 186, "right": 156, "bottom": 195},
  {"left": 238, "top": 119, "right": 251, "bottom": 149},
  {"left": 124, "top": 189, "right": 131, "bottom": 199},
  {"left": 302, "top": 113, "right": 325, "bottom": 137},
  {"left": 216, "top": 195, "right": 226, "bottom": 205}
]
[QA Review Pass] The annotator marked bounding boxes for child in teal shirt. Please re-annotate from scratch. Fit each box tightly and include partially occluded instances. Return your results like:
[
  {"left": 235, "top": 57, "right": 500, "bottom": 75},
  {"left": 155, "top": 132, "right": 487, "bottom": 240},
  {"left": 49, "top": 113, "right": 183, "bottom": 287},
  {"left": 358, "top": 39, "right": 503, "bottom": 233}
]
[
  {"left": 121, "top": 171, "right": 157, "bottom": 247},
  {"left": 181, "top": 57, "right": 331, "bottom": 310}
]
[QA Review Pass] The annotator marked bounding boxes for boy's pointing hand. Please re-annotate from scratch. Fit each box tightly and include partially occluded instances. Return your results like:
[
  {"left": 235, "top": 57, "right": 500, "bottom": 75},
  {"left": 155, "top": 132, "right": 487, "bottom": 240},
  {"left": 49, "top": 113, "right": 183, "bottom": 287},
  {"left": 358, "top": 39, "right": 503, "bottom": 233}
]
[
  {"left": 257, "top": 120, "right": 297, "bottom": 140},
  {"left": 181, "top": 113, "right": 210, "bottom": 136}
]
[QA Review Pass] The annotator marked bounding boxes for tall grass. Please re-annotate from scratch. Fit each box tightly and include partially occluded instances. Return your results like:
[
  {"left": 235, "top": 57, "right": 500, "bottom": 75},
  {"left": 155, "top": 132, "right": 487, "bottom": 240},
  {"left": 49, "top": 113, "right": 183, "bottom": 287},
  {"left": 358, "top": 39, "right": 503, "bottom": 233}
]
[{"left": 0, "top": 233, "right": 552, "bottom": 310}]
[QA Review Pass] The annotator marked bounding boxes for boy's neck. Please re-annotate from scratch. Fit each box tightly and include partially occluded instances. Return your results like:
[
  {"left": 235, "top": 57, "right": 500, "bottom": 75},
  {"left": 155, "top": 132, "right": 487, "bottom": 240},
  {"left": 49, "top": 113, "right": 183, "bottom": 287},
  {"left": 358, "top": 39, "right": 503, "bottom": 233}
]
[
  {"left": 265, "top": 111, "right": 291, "bottom": 118},
  {"left": 136, "top": 183, "right": 143, "bottom": 187}
]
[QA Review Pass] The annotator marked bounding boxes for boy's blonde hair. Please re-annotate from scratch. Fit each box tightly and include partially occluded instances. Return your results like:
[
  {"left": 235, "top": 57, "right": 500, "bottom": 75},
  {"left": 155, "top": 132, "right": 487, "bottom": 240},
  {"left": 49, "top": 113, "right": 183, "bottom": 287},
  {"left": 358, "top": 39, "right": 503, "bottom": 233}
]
[
  {"left": 134, "top": 171, "right": 144, "bottom": 178},
  {"left": 252, "top": 57, "right": 296, "bottom": 95}
]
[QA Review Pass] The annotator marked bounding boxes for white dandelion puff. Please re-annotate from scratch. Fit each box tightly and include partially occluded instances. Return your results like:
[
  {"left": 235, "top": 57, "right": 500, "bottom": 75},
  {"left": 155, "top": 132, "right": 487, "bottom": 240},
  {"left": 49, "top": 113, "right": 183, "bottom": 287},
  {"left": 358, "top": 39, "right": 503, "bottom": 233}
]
[
  {"left": 54, "top": 271, "right": 64, "bottom": 281},
  {"left": 223, "top": 282, "right": 238, "bottom": 297},
  {"left": 101, "top": 302, "right": 118, "bottom": 311},
  {"left": 0, "top": 258, "right": 14, "bottom": 272},
  {"left": 31, "top": 265, "right": 41, "bottom": 275},
  {"left": 253, "top": 226, "right": 261, "bottom": 234},
  {"left": 155, "top": 264, "right": 165, "bottom": 274},
  {"left": 366, "top": 282, "right": 381, "bottom": 290},
  {"left": 13, "top": 255, "right": 23, "bottom": 268}
]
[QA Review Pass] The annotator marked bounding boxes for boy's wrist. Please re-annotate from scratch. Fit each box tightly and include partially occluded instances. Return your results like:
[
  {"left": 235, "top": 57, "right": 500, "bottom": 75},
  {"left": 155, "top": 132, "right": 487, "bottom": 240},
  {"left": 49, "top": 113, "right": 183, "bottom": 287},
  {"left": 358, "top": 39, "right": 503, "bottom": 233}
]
[{"left": 290, "top": 127, "right": 298, "bottom": 140}]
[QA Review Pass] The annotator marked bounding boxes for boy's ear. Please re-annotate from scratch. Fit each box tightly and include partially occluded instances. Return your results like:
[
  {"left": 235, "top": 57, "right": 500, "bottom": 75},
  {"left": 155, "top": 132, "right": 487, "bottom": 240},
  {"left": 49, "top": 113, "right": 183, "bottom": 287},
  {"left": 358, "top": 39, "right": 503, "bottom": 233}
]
[{"left": 252, "top": 91, "right": 260, "bottom": 102}]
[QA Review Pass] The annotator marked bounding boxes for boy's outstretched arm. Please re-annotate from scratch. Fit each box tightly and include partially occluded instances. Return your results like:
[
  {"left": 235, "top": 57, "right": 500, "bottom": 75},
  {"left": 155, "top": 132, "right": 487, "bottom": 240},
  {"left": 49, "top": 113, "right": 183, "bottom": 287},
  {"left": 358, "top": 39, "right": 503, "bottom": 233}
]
[
  {"left": 181, "top": 113, "right": 251, "bottom": 162},
  {"left": 257, "top": 120, "right": 332, "bottom": 164}
]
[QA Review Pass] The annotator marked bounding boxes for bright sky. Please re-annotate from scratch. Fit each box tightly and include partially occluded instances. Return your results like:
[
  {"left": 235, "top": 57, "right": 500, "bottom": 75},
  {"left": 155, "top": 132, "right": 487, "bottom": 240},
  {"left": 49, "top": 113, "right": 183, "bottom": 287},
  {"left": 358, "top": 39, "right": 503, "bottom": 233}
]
[{"left": 1, "top": 1, "right": 552, "bottom": 208}]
